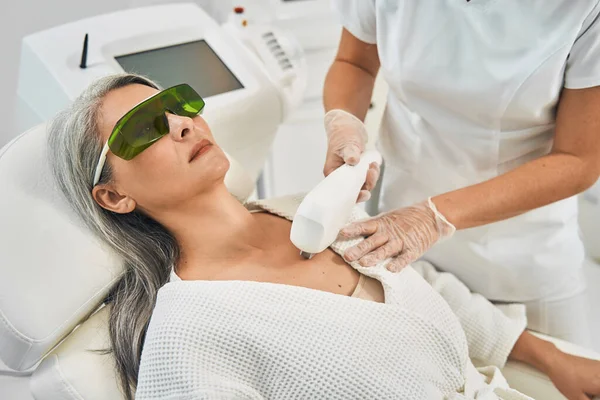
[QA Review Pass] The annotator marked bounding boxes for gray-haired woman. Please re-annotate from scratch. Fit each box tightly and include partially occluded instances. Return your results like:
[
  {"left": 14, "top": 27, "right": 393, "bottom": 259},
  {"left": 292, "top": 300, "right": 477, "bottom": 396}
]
[{"left": 48, "top": 74, "right": 600, "bottom": 400}]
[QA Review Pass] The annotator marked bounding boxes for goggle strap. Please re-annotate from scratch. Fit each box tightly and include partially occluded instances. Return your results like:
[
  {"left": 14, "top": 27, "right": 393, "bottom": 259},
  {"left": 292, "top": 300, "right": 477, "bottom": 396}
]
[{"left": 93, "top": 142, "right": 110, "bottom": 186}]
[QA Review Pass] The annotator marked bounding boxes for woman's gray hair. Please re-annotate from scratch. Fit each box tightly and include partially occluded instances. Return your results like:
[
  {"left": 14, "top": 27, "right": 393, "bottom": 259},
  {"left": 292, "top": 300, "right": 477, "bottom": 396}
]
[{"left": 47, "top": 74, "right": 179, "bottom": 400}]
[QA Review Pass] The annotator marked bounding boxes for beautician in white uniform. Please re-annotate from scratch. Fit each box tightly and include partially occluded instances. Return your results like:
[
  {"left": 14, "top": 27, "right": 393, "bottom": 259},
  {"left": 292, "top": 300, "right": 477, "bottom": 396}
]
[{"left": 324, "top": 0, "right": 600, "bottom": 345}]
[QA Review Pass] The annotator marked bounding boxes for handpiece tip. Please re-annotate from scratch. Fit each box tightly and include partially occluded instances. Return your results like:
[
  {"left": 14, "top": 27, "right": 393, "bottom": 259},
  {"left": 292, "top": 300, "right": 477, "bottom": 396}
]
[{"left": 300, "top": 251, "right": 313, "bottom": 259}]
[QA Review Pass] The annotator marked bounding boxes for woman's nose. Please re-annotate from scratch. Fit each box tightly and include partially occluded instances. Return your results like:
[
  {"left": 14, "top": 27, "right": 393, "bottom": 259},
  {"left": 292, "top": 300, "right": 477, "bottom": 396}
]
[{"left": 166, "top": 113, "right": 195, "bottom": 141}]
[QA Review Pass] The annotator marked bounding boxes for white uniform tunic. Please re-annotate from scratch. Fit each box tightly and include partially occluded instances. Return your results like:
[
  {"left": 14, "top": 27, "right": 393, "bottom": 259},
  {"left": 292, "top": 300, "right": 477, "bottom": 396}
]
[{"left": 332, "top": 0, "right": 600, "bottom": 304}]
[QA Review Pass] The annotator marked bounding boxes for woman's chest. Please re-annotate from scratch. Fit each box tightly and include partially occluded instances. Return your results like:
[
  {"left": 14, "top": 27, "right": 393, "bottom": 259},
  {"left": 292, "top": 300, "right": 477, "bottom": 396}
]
[
  {"left": 230, "top": 213, "right": 362, "bottom": 297},
  {"left": 242, "top": 243, "right": 361, "bottom": 298}
]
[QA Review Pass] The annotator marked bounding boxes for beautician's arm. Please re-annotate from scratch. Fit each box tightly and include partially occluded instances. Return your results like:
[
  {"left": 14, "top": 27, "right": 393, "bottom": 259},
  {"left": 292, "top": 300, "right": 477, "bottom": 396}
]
[
  {"left": 322, "top": 28, "right": 381, "bottom": 200},
  {"left": 323, "top": 28, "right": 380, "bottom": 121},
  {"left": 340, "top": 86, "right": 600, "bottom": 270},
  {"left": 434, "top": 86, "right": 600, "bottom": 229}
]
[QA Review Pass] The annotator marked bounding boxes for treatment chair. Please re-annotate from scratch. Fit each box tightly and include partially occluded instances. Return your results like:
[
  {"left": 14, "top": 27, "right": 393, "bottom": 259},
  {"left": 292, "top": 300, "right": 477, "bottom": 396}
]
[{"left": 0, "top": 125, "right": 598, "bottom": 400}]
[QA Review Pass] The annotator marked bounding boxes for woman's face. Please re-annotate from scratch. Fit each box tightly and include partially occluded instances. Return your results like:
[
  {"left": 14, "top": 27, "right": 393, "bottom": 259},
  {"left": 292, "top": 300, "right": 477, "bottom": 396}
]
[{"left": 92, "top": 83, "right": 230, "bottom": 215}]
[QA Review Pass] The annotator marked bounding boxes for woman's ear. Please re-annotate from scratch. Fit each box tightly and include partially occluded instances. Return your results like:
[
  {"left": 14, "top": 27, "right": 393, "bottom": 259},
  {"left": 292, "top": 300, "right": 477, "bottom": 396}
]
[{"left": 92, "top": 185, "right": 136, "bottom": 214}]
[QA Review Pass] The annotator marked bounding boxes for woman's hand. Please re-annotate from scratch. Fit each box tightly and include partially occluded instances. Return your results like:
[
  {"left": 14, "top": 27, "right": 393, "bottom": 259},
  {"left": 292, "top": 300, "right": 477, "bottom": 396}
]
[
  {"left": 546, "top": 351, "right": 600, "bottom": 400},
  {"left": 510, "top": 331, "right": 600, "bottom": 400},
  {"left": 339, "top": 198, "right": 455, "bottom": 271}
]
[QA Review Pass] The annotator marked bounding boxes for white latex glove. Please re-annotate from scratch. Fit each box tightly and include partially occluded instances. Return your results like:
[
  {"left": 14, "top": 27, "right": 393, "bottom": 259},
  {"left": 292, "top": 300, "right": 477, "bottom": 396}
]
[
  {"left": 324, "top": 109, "right": 380, "bottom": 203},
  {"left": 339, "top": 198, "right": 456, "bottom": 272}
]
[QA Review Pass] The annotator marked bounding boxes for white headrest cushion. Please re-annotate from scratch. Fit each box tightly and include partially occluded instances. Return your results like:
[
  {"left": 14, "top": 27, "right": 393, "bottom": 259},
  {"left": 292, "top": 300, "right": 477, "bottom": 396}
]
[
  {"left": 0, "top": 124, "right": 256, "bottom": 371},
  {"left": 30, "top": 306, "right": 123, "bottom": 400},
  {"left": 0, "top": 124, "right": 121, "bottom": 371}
]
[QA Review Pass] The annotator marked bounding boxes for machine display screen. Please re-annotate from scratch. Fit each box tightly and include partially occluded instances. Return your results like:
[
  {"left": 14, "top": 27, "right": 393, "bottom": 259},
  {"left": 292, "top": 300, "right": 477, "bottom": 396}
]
[{"left": 115, "top": 40, "right": 244, "bottom": 98}]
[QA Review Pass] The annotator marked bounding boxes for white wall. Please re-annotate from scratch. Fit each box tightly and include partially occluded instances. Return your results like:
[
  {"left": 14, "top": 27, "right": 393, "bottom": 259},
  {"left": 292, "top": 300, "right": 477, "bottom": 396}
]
[{"left": 0, "top": 0, "right": 134, "bottom": 146}]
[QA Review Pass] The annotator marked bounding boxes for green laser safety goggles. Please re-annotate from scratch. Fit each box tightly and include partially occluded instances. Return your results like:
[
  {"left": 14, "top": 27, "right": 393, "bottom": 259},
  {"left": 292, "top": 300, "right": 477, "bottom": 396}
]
[{"left": 92, "top": 84, "right": 205, "bottom": 186}]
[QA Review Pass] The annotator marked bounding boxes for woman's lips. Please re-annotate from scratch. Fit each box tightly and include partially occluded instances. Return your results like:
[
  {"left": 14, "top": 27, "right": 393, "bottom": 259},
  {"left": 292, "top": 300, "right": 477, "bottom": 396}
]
[{"left": 189, "top": 139, "right": 213, "bottom": 162}]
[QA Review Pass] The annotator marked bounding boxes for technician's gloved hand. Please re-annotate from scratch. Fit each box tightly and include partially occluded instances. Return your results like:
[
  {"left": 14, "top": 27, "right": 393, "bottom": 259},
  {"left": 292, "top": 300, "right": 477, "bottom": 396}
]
[
  {"left": 324, "top": 109, "right": 380, "bottom": 203},
  {"left": 339, "top": 198, "right": 456, "bottom": 272}
]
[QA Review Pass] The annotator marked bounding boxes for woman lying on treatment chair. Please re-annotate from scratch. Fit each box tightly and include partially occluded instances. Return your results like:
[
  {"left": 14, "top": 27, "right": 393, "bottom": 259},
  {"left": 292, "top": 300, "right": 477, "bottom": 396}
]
[{"left": 48, "top": 74, "right": 600, "bottom": 400}]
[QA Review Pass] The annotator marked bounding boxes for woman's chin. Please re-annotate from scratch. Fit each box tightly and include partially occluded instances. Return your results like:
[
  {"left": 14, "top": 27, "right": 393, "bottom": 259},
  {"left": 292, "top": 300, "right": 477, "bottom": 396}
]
[
  {"left": 212, "top": 151, "right": 231, "bottom": 177},
  {"left": 194, "top": 154, "right": 230, "bottom": 185}
]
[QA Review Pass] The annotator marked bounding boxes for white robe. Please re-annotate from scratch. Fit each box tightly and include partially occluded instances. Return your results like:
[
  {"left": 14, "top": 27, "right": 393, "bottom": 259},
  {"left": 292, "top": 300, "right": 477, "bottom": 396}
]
[{"left": 136, "top": 195, "right": 530, "bottom": 399}]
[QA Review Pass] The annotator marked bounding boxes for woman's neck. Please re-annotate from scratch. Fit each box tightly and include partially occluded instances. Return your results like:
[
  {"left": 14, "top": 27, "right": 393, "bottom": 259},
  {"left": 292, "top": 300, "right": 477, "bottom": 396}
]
[{"left": 154, "top": 184, "right": 269, "bottom": 275}]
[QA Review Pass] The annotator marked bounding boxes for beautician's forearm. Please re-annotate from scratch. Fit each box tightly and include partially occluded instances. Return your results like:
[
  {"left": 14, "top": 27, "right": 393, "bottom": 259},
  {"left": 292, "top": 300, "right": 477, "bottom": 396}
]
[
  {"left": 434, "top": 86, "right": 600, "bottom": 230},
  {"left": 509, "top": 331, "right": 558, "bottom": 375},
  {"left": 323, "top": 28, "right": 380, "bottom": 121},
  {"left": 432, "top": 152, "right": 600, "bottom": 230},
  {"left": 323, "top": 60, "right": 376, "bottom": 121}
]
